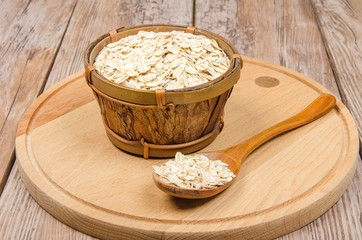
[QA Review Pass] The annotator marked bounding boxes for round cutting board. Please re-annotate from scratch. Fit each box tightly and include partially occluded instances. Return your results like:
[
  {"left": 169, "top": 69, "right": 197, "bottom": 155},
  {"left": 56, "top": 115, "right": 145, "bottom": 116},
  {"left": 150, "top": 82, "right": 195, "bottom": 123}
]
[{"left": 16, "top": 57, "right": 359, "bottom": 240}]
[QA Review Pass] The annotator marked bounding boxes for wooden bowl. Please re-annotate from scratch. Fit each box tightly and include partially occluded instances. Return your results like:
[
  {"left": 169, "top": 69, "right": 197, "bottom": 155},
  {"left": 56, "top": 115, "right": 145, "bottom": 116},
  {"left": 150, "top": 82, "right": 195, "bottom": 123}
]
[{"left": 83, "top": 24, "right": 242, "bottom": 158}]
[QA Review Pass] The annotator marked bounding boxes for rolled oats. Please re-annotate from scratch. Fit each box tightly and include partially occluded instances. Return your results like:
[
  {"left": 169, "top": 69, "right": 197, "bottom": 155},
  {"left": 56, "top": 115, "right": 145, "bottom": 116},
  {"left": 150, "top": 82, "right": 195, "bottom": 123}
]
[
  {"left": 94, "top": 31, "right": 230, "bottom": 90},
  {"left": 153, "top": 152, "right": 236, "bottom": 189}
]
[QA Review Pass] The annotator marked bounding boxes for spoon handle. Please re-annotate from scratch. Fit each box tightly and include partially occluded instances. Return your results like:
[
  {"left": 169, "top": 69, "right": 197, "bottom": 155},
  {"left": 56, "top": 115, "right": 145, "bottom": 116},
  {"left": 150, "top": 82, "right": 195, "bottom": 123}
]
[{"left": 224, "top": 93, "right": 336, "bottom": 164}]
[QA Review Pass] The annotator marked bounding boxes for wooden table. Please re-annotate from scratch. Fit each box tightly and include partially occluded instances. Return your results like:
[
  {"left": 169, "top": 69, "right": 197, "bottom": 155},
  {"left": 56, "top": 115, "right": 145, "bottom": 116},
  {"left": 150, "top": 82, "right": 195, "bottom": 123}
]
[{"left": 0, "top": 0, "right": 361, "bottom": 239}]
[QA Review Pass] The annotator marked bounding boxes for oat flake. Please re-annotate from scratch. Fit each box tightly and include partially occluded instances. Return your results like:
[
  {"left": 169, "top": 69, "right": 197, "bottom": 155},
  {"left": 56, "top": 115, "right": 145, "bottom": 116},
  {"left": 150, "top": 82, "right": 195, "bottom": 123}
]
[
  {"left": 153, "top": 152, "right": 235, "bottom": 189},
  {"left": 94, "top": 31, "right": 230, "bottom": 90}
]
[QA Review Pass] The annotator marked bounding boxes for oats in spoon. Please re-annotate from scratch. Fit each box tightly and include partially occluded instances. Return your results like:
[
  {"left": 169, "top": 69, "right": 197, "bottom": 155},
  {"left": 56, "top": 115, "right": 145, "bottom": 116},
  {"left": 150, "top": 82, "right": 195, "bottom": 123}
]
[{"left": 153, "top": 152, "right": 235, "bottom": 189}]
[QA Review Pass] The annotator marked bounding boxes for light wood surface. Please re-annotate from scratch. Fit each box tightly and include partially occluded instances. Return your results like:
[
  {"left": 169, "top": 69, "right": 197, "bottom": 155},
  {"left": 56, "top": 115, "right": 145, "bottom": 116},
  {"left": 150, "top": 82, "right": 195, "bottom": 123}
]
[
  {"left": 1, "top": 0, "right": 361, "bottom": 239},
  {"left": 154, "top": 94, "right": 337, "bottom": 199},
  {"left": 15, "top": 59, "right": 359, "bottom": 239}
]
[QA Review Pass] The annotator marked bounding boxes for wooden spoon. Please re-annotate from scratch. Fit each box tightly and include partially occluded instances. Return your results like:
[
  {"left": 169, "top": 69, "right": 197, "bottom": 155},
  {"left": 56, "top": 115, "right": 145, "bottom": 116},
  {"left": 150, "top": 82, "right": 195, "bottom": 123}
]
[{"left": 153, "top": 93, "right": 336, "bottom": 199}]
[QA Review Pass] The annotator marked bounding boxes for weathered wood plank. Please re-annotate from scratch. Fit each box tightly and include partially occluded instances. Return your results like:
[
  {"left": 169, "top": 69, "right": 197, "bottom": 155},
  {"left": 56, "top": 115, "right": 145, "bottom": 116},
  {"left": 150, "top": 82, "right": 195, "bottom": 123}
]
[
  {"left": 195, "top": 0, "right": 362, "bottom": 239},
  {"left": 1, "top": 0, "right": 360, "bottom": 238},
  {"left": 0, "top": 162, "right": 96, "bottom": 240},
  {"left": 0, "top": 0, "right": 77, "bottom": 193},
  {"left": 0, "top": 0, "right": 192, "bottom": 239},
  {"left": 311, "top": 0, "right": 362, "bottom": 142},
  {"left": 44, "top": 0, "right": 193, "bottom": 90},
  {"left": 195, "top": 0, "right": 340, "bottom": 95}
]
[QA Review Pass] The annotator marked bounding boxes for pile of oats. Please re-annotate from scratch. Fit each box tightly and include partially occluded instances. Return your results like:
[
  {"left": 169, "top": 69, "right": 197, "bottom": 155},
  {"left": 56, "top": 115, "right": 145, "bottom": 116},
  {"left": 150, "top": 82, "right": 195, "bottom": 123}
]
[
  {"left": 153, "top": 152, "right": 235, "bottom": 189},
  {"left": 93, "top": 31, "right": 230, "bottom": 90}
]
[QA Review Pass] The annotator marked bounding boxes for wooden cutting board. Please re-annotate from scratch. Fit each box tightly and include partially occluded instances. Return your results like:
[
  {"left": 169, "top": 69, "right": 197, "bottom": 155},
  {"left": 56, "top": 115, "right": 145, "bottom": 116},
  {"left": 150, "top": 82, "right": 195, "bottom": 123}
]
[{"left": 16, "top": 57, "right": 359, "bottom": 240}]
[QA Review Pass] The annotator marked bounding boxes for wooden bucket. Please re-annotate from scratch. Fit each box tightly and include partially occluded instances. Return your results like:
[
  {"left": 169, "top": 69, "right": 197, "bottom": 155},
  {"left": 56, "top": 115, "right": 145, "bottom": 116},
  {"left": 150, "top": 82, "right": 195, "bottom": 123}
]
[{"left": 84, "top": 24, "right": 243, "bottom": 158}]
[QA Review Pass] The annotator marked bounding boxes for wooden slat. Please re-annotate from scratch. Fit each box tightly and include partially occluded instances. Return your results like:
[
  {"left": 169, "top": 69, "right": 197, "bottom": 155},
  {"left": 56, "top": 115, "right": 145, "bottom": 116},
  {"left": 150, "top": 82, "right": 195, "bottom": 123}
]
[
  {"left": 0, "top": 0, "right": 77, "bottom": 193},
  {"left": 44, "top": 0, "right": 194, "bottom": 90},
  {"left": 0, "top": 0, "right": 192, "bottom": 239},
  {"left": 1, "top": 0, "right": 360, "bottom": 238},
  {"left": 195, "top": 0, "right": 340, "bottom": 95},
  {"left": 0, "top": 162, "right": 96, "bottom": 240},
  {"left": 311, "top": 0, "right": 362, "bottom": 142},
  {"left": 195, "top": 0, "right": 362, "bottom": 239}
]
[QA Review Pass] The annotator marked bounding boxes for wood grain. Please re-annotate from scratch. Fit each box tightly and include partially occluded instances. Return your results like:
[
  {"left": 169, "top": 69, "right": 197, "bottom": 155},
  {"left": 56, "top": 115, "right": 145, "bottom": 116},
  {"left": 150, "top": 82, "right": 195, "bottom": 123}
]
[
  {"left": 97, "top": 92, "right": 220, "bottom": 144},
  {"left": 195, "top": 0, "right": 362, "bottom": 239},
  {"left": 16, "top": 72, "right": 93, "bottom": 137},
  {"left": 2, "top": 160, "right": 361, "bottom": 239},
  {"left": 1, "top": 0, "right": 360, "bottom": 239},
  {"left": 311, "top": 0, "right": 362, "bottom": 142},
  {"left": 0, "top": 0, "right": 189, "bottom": 239},
  {"left": 44, "top": 0, "right": 193, "bottom": 90},
  {"left": 195, "top": 0, "right": 340, "bottom": 95},
  {"left": 0, "top": 0, "right": 77, "bottom": 193},
  {"left": 14, "top": 60, "right": 359, "bottom": 239},
  {"left": 0, "top": 162, "right": 96, "bottom": 240},
  {"left": 154, "top": 93, "right": 338, "bottom": 199}
]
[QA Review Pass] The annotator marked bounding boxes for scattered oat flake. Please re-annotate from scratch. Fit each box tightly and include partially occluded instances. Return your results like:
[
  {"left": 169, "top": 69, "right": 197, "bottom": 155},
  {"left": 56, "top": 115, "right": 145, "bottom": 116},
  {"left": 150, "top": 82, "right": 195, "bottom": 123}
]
[
  {"left": 94, "top": 31, "right": 230, "bottom": 90},
  {"left": 153, "top": 152, "right": 236, "bottom": 190}
]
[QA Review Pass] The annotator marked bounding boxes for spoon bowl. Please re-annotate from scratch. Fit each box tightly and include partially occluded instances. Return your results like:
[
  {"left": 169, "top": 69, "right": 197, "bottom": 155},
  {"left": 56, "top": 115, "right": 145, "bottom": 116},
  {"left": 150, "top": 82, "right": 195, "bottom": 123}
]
[
  {"left": 153, "top": 94, "right": 337, "bottom": 199},
  {"left": 153, "top": 152, "right": 238, "bottom": 199}
]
